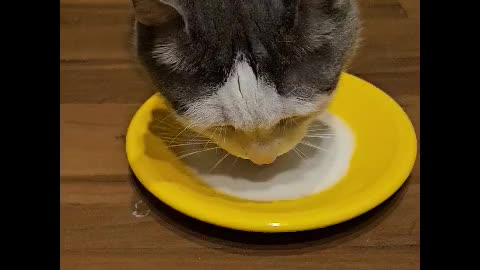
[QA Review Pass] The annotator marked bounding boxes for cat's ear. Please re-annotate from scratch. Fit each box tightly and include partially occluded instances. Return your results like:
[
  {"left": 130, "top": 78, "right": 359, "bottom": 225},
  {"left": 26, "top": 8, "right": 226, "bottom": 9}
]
[{"left": 132, "top": 0, "right": 186, "bottom": 27}]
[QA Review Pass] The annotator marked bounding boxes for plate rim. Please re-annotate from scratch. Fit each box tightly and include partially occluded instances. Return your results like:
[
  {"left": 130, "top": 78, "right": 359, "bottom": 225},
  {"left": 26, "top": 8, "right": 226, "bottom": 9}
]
[{"left": 126, "top": 73, "right": 418, "bottom": 232}]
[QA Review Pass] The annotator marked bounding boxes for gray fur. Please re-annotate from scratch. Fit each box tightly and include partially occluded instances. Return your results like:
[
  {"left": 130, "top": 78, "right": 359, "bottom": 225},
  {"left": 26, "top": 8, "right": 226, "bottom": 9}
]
[{"left": 133, "top": 0, "right": 360, "bottom": 127}]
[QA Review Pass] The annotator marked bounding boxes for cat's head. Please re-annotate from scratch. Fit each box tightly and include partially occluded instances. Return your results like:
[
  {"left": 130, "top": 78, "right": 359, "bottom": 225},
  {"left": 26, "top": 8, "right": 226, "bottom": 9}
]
[{"left": 132, "top": 0, "right": 360, "bottom": 164}]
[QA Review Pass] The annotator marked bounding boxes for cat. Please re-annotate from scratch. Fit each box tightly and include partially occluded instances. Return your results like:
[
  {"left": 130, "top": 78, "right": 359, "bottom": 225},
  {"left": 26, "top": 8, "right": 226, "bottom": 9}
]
[{"left": 131, "top": 0, "right": 360, "bottom": 165}]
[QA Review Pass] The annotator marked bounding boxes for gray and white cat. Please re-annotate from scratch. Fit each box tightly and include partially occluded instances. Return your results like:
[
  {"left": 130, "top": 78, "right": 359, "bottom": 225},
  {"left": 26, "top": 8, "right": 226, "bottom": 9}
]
[{"left": 132, "top": 0, "right": 360, "bottom": 165}]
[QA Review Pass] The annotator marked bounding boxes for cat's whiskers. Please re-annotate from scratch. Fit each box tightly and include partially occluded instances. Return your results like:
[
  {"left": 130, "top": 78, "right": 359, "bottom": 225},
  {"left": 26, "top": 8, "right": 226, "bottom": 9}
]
[
  {"left": 154, "top": 111, "right": 176, "bottom": 125},
  {"left": 304, "top": 135, "right": 335, "bottom": 139},
  {"left": 210, "top": 152, "right": 230, "bottom": 172},
  {"left": 156, "top": 132, "right": 208, "bottom": 139},
  {"left": 307, "top": 130, "right": 335, "bottom": 135},
  {"left": 204, "top": 126, "right": 220, "bottom": 149},
  {"left": 307, "top": 128, "right": 335, "bottom": 137},
  {"left": 164, "top": 140, "right": 211, "bottom": 145},
  {"left": 153, "top": 116, "right": 215, "bottom": 145},
  {"left": 157, "top": 136, "right": 209, "bottom": 143},
  {"left": 231, "top": 156, "right": 239, "bottom": 169},
  {"left": 309, "top": 121, "right": 329, "bottom": 127},
  {"left": 296, "top": 146, "right": 307, "bottom": 158},
  {"left": 307, "top": 131, "right": 333, "bottom": 134},
  {"left": 151, "top": 117, "right": 179, "bottom": 126},
  {"left": 174, "top": 147, "right": 209, "bottom": 155},
  {"left": 176, "top": 146, "right": 221, "bottom": 160},
  {"left": 308, "top": 128, "right": 330, "bottom": 132},
  {"left": 150, "top": 117, "right": 183, "bottom": 130},
  {"left": 189, "top": 127, "right": 209, "bottom": 142},
  {"left": 285, "top": 118, "right": 298, "bottom": 127},
  {"left": 153, "top": 130, "right": 195, "bottom": 136},
  {"left": 306, "top": 132, "right": 335, "bottom": 135},
  {"left": 151, "top": 124, "right": 179, "bottom": 131},
  {"left": 307, "top": 134, "right": 334, "bottom": 137},
  {"left": 223, "top": 126, "right": 227, "bottom": 144},
  {"left": 217, "top": 126, "right": 227, "bottom": 153},
  {"left": 152, "top": 126, "right": 192, "bottom": 134},
  {"left": 305, "top": 134, "right": 335, "bottom": 138},
  {"left": 168, "top": 121, "right": 198, "bottom": 146},
  {"left": 308, "top": 125, "right": 329, "bottom": 130},
  {"left": 300, "top": 141, "right": 328, "bottom": 152},
  {"left": 293, "top": 147, "right": 305, "bottom": 160},
  {"left": 167, "top": 142, "right": 215, "bottom": 148}
]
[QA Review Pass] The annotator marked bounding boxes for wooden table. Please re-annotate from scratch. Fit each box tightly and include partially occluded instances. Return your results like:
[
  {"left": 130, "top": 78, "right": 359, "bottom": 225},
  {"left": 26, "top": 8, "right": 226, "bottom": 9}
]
[{"left": 60, "top": 0, "right": 420, "bottom": 269}]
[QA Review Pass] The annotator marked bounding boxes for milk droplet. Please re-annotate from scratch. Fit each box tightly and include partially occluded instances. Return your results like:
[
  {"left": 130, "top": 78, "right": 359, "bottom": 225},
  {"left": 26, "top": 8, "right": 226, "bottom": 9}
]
[{"left": 132, "top": 200, "right": 151, "bottom": 218}]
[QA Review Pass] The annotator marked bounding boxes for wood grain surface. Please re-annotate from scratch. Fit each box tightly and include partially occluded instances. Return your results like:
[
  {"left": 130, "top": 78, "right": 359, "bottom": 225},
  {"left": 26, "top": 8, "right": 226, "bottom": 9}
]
[{"left": 60, "top": 0, "right": 420, "bottom": 269}]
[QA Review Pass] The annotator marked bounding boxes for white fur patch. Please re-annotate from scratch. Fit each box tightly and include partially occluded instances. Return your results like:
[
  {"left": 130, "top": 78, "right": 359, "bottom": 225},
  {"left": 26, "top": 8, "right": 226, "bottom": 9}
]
[{"left": 184, "top": 55, "right": 329, "bottom": 130}]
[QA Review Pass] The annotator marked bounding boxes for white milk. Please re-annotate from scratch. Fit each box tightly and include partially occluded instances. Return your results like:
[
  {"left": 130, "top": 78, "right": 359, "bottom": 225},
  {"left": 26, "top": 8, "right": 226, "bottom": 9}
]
[{"left": 179, "top": 112, "right": 355, "bottom": 201}]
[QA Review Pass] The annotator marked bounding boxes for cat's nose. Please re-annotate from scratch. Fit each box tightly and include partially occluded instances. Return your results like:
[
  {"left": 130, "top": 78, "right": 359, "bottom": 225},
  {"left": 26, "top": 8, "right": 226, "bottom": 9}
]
[{"left": 247, "top": 148, "right": 277, "bottom": 165}]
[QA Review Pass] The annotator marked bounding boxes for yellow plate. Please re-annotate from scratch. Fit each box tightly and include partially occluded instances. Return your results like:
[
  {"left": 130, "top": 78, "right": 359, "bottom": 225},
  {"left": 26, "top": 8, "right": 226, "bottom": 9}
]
[{"left": 126, "top": 73, "right": 417, "bottom": 232}]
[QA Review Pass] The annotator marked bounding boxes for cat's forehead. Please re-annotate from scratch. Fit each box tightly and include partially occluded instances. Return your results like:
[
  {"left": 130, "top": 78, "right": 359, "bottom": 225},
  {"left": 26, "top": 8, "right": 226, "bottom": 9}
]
[
  {"left": 152, "top": 0, "right": 297, "bottom": 72},
  {"left": 150, "top": 1, "right": 343, "bottom": 85}
]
